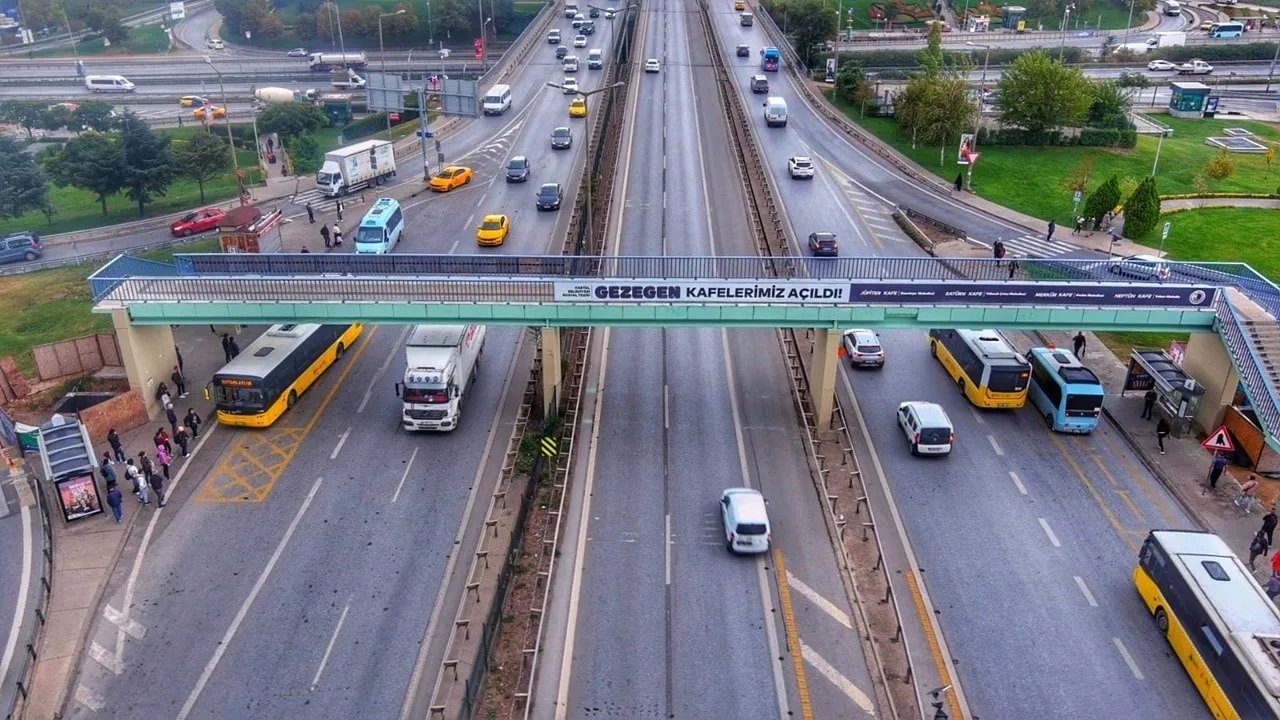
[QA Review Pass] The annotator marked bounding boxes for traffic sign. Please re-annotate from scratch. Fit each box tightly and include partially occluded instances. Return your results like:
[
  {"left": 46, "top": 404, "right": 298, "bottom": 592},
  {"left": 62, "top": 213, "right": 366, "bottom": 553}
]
[
  {"left": 540, "top": 436, "right": 558, "bottom": 458},
  {"left": 1073, "top": 190, "right": 1083, "bottom": 204},
  {"left": 1162, "top": 221, "right": 1171, "bottom": 241},
  {"left": 416, "top": 130, "right": 433, "bottom": 138},
  {"left": 1201, "top": 425, "right": 1235, "bottom": 452}
]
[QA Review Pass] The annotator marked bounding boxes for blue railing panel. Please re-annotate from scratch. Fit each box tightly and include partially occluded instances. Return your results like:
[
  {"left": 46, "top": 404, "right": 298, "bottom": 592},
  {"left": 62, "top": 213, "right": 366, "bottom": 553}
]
[
  {"left": 1217, "top": 297, "right": 1280, "bottom": 452},
  {"left": 88, "top": 254, "right": 182, "bottom": 302}
]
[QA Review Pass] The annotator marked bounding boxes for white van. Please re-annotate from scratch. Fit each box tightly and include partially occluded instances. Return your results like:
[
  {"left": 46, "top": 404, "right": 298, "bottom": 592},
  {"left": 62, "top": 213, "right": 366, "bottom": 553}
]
[
  {"left": 563, "top": 55, "right": 579, "bottom": 72},
  {"left": 84, "top": 75, "right": 135, "bottom": 93},
  {"left": 763, "top": 96, "right": 787, "bottom": 127},
  {"left": 896, "top": 401, "right": 955, "bottom": 457},
  {"left": 482, "top": 84, "right": 513, "bottom": 115},
  {"left": 587, "top": 48, "right": 604, "bottom": 69},
  {"left": 720, "top": 488, "right": 771, "bottom": 554}
]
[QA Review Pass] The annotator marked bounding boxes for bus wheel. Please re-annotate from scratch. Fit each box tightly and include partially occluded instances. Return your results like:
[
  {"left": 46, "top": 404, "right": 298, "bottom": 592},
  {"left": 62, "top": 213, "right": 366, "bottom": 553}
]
[
  {"left": 930, "top": 341, "right": 938, "bottom": 358},
  {"left": 1044, "top": 412, "right": 1054, "bottom": 428},
  {"left": 286, "top": 390, "right": 297, "bottom": 409},
  {"left": 335, "top": 343, "right": 345, "bottom": 360},
  {"left": 956, "top": 378, "right": 965, "bottom": 395},
  {"left": 1155, "top": 607, "right": 1169, "bottom": 635}
]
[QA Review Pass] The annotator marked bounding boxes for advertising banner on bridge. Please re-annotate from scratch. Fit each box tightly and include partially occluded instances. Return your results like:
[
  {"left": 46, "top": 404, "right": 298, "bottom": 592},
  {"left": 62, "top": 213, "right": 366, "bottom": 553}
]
[{"left": 554, "top": 280, "right": 850, "bottom": 304}]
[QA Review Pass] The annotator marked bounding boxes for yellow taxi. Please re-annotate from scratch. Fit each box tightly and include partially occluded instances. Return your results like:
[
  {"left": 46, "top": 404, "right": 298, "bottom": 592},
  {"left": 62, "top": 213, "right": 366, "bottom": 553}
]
[
  {"left": 192, "top": 105, "right": 227, "bottom": 119},
  {"left": 179, "top": 95, "right": 208, "bottom": 107},
  {"left": 734, "top": 0, "right": 745, "bottom": 10},
  {"left": 429, "top": 165, "right": 474, "bottom": 192},
  {"left": 476, "top": 214, "right": 510, "bottom": 246},
  {"left": 569, "top": 96, "right": 587, "bottom": 118}
]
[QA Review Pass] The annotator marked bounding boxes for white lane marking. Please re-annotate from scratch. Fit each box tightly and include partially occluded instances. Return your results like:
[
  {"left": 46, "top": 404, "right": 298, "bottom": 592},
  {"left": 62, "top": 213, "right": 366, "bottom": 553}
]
[
  {"left": 1075, "top": 576, "right": 1099, "bottom": 608},
  {"left": 103, "top": 605, "right": 146, "bottom": 640},
  {"left": 74, "top": 684, "right": 105, "bottom": 711},
  {"left": 464, "top": 212, "right": 477, "bottom": 230},
  {"left": 969, "top": 407, "right": 986, "bottom": 425},
  {"left": 1009, "top": 471, "right": 1028, "bottom": 495},
  {"left": 392, "top": 447, "right": 419, "bottom": 504},
  {"left": 1038, "top": 517, "right": 1062, "bottom": 548},
  {"left": 665, "top": 513, "right": 672, "bottom": 586},
  {"left": 449, "top": 240, "right": 460, "bottom": 254},
  {"left": 357, "top": 325, "right": 411, "bottom": 413},
  {"left": 310, "top": 600, "right": 351, "bottom": 691},
  {"left": 176, "top": 475, "right": 326, "bottom": 720},
  {"left": 807, "top": 153, "right": 870, "bottom": 247},
  {"left": 663, "top": 383, "right": 670, "bottom": 430},
  {"left": 0, "top": 505, "right": 32, "bottom": 687},
  {"left": 800, "top": 642, "right": 876, "bottom": 716},
  {"left": 88, "top": 641, "right": 123, "bottom": 674},
  {"left": 786, "top": 572, "right": 853, "bottom": 630},
  {"left": 1113, "top": 637, "right": 1145, "bottom": 680},
  {"left": 987, "top": 434, "right": 1004, "bottom": 456},
  {"left": 329, "top": 427, "right": 351, "bottom": 460}
]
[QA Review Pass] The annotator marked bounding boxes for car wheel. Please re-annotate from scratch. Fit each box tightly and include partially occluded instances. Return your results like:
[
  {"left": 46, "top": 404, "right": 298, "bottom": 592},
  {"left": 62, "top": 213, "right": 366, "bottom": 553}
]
[
  {"left": 286, "top": 390, "right": 297, "bottom": 409},
  {"left": 726, "top": 539, "right": 735, "bottom": 554},
  {"left": 1154, "top": 607, "right": 1169, "bottom": 635},
  {"left": 182, "top": 228, "right": 192, "bottom": 237},
  {"left": 24, "top": 251, "right": 37, "bottom": 261},
  {"left": 930, "top": 341, "right": 938, "bottom": 358}
]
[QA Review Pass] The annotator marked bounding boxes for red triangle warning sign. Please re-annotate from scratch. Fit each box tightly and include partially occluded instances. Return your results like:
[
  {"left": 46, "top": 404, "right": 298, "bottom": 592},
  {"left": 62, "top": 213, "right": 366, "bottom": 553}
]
[{"left": 1201, "top": 425, "right": 1235, "bottom": 452}]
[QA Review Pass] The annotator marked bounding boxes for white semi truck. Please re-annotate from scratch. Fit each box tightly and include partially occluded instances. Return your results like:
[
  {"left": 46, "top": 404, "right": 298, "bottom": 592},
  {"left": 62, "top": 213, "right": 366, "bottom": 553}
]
[
  {"left": 309, "top": 52, "right": 368, "bottom": 70},
  {"left": 396, "top": 325, "right": 486, "bottom": 432},
  {"left": 315, "top": 139, "right": 396, "bottom": 197}
]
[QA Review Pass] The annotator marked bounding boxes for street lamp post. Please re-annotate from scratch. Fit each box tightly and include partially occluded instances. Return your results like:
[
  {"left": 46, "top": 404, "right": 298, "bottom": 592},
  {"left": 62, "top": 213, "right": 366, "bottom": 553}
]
[
  {"left": 378, "top": 9, "right": 407, "bottom": 131},
  {"left": 545, "top": 80, "right": 625, "bottom": 251},
  {"left": 1122, "top": 0, "right": 1136, "bottom": 45},
  {"left": 965, "top": 41, "right": 990, "bottom": 191},
  {"left": 1151, "top": 128, "right": 1171, "bottom": 176},
  {"left": 203, "top": 56, "right": 242, "bottom": 203},
  {"left": 480, "top": 17, "right": 493, "bottom": 73},
  {"left": 1058, "top": 3, "right": 1074, "bottom": 60}
]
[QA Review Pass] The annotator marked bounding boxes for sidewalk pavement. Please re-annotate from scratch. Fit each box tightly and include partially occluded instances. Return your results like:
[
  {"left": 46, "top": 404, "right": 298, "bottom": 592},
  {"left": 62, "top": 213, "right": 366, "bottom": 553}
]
[{"left": 18, "top": 327, "right": 229, "bottom": 720}]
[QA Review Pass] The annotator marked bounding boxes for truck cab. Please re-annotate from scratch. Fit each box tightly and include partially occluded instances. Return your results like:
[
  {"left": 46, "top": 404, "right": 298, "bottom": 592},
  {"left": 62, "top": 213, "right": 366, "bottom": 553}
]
[{"left": 396, "top": 325, "right": 487, "bottom": 431}]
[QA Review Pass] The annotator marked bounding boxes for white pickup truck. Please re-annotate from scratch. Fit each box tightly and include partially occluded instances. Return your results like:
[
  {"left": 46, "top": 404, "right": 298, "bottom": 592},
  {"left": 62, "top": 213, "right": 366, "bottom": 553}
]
[{"left": 1177, "top": 59, "right": 1214, "bottom": 75}]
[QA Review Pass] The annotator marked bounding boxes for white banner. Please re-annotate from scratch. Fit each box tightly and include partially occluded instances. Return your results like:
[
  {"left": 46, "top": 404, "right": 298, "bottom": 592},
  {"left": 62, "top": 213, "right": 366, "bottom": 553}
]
[{"left": 554, "top": 280, "right": 850, "bottom": 304}]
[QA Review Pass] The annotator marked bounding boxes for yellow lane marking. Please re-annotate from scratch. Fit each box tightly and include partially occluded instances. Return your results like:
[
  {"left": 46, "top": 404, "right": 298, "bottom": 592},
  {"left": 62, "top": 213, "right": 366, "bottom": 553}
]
[
  {"left": 196, "top": 328, "right": 377, "bottom": 503},
  {"left": 1048, "top": 432, "right": 1140, "bottom": 552},
  {"left": 772, "top": 550, "right": 815, "bottom": 720},
  {"left": 1097, "top": 424, "right": 1180, "bottom": 527},
  {"left": 904, "top": 571, "right": 964, "bottom": 720}
]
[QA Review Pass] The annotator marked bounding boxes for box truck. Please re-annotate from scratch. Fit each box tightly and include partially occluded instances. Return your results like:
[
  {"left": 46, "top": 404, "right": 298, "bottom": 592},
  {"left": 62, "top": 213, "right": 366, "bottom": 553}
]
[
  {"left": 315, "top": 139, "right": 396, "bottom": 197},
  {"left": 396, "top": 325, "right": 486, "bottom": 432}
]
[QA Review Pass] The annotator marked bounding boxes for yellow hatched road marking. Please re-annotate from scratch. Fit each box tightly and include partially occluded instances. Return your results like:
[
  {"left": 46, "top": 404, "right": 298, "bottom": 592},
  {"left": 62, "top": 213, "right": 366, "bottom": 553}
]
[
  {"left": 904, "top": 571, "right": 964, "bottom": 720},
  {"left": 1048, "top": 431, "right": 1140, "bottom": 552},
  {"left": 196, "top": 328, "right": 377, "bottom": 503},
  {"left": 772, "top": 550, "right": 815, "bottom": 720}
]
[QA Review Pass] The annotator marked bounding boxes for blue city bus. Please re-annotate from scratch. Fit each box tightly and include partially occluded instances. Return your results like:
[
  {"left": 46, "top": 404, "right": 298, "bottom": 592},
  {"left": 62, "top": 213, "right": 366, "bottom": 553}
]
[
  {"left": 760, "top": 47, "right": 780, "bottom": 72},
  {"left": 355, "top": 197, "right": 405, "bottom": 254},
  {"left": 1024, "top": 346, "right": 1104, "bottom": 433}
]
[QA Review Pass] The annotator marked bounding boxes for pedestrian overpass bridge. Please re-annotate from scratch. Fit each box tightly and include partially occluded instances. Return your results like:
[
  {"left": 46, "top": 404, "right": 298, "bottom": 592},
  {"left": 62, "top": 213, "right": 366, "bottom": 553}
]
[{"left": 89, "top": 253, "right": 1280, "bottom": 450}]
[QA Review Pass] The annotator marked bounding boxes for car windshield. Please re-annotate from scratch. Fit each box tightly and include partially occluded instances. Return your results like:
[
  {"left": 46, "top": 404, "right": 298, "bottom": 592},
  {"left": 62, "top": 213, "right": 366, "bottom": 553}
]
[
  {"left": 481, "top": 219, "right": 504, "bottom": 230},
  {"left": 403, "top": 386, "right": 448, "bottom": 404},
  {"left": 180, "top": 213, "right": 198, "bottom": 222},
  {"left": 554, "top": 130, "right": 570, "bottom": 138},
  {"left": 436, "top": 170, "right": 454, "bottom": 179},
  {"left": 540, "top": 186, "right": 559, "bottom": 197},
  {"left": 509, "top": 158, "right": 527, "bottom": 169}
]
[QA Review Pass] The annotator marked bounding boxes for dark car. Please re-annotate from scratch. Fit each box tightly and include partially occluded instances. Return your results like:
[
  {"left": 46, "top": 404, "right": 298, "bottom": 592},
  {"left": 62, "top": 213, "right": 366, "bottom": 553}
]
[
  {"left": 170, "top": 207, "right": 227, "bottom": 236},
  {"left": 506, "top": 155, "right": 530, "bottom": 183},
  {"left": 535, "top": 182, "right": 563, "bottom": 211},
  {"left": 0, "top": 231, "right": 42, "bottom": 264},
  {"left": 808, "top": 231, "right": 838, "bottom": 257},
  {"left": 556, "top": 44, "right": 569, "bottom": 59},
  {"left": 581, "top": 21, "right": 595, "bottom": 35},
  {"left": 589, "top": 6, "right": 599, "bottom": 16},
  {"left": 736, "top": 44, "right": 750, "bottom": 57},
  {"left": 551, "top": 126, "right": 573, "bottom": 149}
]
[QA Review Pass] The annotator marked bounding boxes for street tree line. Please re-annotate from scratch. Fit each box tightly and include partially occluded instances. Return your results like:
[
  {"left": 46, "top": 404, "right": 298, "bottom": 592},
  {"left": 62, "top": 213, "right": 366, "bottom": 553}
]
[
  {"left": 216, "top": 0, "right": 523, "bottom": 45},
  {"left": 19, "top": 0, "right": 132, "bottom": 45}
]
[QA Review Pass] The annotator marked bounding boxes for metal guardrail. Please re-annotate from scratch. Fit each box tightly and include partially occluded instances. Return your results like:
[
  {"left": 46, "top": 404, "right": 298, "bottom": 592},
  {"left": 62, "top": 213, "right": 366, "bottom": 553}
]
[{"left": 1, "top": 464, "right": 55, "bottom": 720}]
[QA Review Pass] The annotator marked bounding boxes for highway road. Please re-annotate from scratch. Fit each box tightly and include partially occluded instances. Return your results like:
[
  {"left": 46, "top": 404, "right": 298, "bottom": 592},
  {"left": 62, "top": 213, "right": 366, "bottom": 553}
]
[
  {"left": 62, "top": 13, "right": 621, "bottom": 718},
  {"left": 717, "top": 3, "right": 1218, "bottom": 718}
]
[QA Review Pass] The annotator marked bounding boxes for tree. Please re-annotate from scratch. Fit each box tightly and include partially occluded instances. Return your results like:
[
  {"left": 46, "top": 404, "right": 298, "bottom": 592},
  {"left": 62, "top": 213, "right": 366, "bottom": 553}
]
[
  {"left": 1121, "top": 176, "right": 1160, "bottom": 239},
  {"left": 1060, "top": 156, "right": 1095, "bottom": 194},
  {"left": 1265, "top": 145, "right": 1276, "bottom": 177},
  {"left": 171, "top": 133, "right": 231, "bottom": 202},
  {"left": 918, "top": 21, "right": 944, "bottom": 77},
  {"left": 433, "top": 0, "right": 472, "bottom": 39},
  {"left": 997, "top": 50, "right": 1094, "bottom": 135},
  {"left": 41, "top": 132, "right": 126, "bottom": 215},
  {"left": 315, "top": 2, "right": 339, "bottom": 43},
  {"left": 71, "top": 101, "right": 119, "bottom": 132},
  {"left": 296, "top": 11, "right": 318, "bottom": 40},
  {"left": 894, "top": 75, "right": 974, "bottom": 162},
  {"left": 117, "top": 114, "right": 177, "bottom": 218},
  {"left": 1082, "top": 174, "right": 1120, "bottom": 227},
  {"left": 214, "top": 0, "right": 251, "bottom": 33},
  {"left": 385, "top": 4, "right": 420, "bottom": 41},
  {"left": 258, "top": 102, "right": 330, "bottom": 141},
  {"left": 84, "top": 6, "right": 129, "bottom": 44},
  {"left": 241, "top": 0, "right": 285, "bottom": 39},
  {"left": 17, "top": 0, "right": 63, "bottom": 34},
  {"left": 342, "top": 8, "right": 367, "bottom": 37},
  {"left": 0, "top": 137, "right": 52, "bottom": 221},
  {"left": 0, "top": 100, "right": 60, "bottom": 138},
  {"left": 782, "top": 0, "right": 835, "bottom": 67},
  {"left": 1205, "top": 150, "right": 1235, "bottom": 181},
  {"left": 1088, "top": 81, "right": 1132, "bottom": 131},
  {"left": 835, "top": 61, "right": 874, "bottom": 107},
  {"left": 287, "top": 132, "right": 323, "bottom": 175}
]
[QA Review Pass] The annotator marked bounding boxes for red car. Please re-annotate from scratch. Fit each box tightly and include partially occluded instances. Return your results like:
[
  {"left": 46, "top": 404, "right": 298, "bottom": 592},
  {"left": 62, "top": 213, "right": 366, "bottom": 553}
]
[{"left": 170, "top": 208, "right": 226, "bottom": 236}]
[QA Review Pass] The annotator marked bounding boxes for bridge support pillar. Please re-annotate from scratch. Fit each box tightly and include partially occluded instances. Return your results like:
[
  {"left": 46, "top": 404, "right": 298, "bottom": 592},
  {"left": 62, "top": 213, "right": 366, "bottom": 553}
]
[
  {"left": 540, "top": 327, "right": 561, "bottom": 420},
  {"left": 1182, "top": 331, "right": 1239, "bottom": 434},
  {"left": 811, "top": 329, "right": 840, "bottom": 431},
  {"left": 111, "top": 309, "right": 178, "bottom": 420}
]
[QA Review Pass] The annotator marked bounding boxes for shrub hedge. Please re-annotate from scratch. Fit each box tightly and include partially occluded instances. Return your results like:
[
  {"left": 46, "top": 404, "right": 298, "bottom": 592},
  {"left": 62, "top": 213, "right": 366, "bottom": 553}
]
[{"left": 977, "top": 126, "right": 1137, "bottom": 148}]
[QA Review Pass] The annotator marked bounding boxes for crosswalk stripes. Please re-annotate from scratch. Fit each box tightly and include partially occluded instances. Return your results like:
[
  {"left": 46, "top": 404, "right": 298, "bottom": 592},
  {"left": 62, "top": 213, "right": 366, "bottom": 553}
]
[{"left": 998, "top": 233, "right": 1081, "bottom": 259}]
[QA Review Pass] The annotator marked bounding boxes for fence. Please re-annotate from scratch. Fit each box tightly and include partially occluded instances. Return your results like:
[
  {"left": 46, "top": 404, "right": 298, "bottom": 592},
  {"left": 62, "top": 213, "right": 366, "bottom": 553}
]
[
  {"left": 29, "top": 334, "right": 121, "bottom": 383},
  {"left": 1, "top": 462, "right": 55, "bottom": 720}
]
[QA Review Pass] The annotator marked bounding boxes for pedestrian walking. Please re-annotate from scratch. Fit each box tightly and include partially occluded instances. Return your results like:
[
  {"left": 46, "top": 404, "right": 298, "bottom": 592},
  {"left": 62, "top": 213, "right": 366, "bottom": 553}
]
[
  {"left": 174, "top": 426, "right": 190, "bottom": 457},
  {"left": 1249, "top": 529, "right": 1270, "bottom": 570},
  {"left": 136, "top": 453, "right": 153, "bottom": 504},
  {"left": 154, "top": 427, "right": 171, "bottom": 454},
  {"left": 156, "top": 444, "right": 172, "bottom": 481},
  {"left": 185, "top": 408, "right": 202, "bottom": 439},
  {"left": 1156, "top": 417, "right": 1171, "bottom": 454},
  {"left": 1046, "top": 219, "right": 1056, "bottom": 242},
  {"left": 165, "top": 403, "right": 179, "bottom": 436},
  {"left": 171, "top": 365, "right": 187, "bottom": 398},
  {"left": 1141, "top": 388, "right": 1158, "bottom": 420},
  {"left": 100, "top": 454, "right": 117, "bottom": 486},
  {"left": 1073, "top": 216, "right": 1084, "bottom": 235},
  {"left": 1263, "top": 507, "right": 1278, "bottom": 547},
  {"left": 221, "top": 333, "right": 234, "bottom": 362},
  {"left": 108, "top": 428, "right": 126, "bottom": 462},
  {"left": 107, "top": 482, "right": 124, "bottom": 523},
  {"left": 1007, "top": 259, "right": 1018, "bottom": 280},
  {"left": 229, "top": 337, "right": 241, "bottom": 359},
  {"left": 175, "top": 345, "right": 184, "bottom": 375},
  {"left": 149, "top": 471, "right": 166, "bottom": 508},
  {"left": 331, "top": 223, "right": 343, "bottom": 246},
  {"left": 124, "top": 458, "right": 142, "bottom": 495},
  {"left": 1072, "top": 331, "right": 1086, "bottom": 359},
  {"left": 306, "top": 201, "right": 315, "bottom": 223},
  {"left": 954, "top": 173, "right": 963, "bottom": 191},
  {"left": 267, "top": 136, "right": 274, "bottom": 152},
  {"left": 1207, "top": 454, "right": 1229, "bottom": 491},
  {"left": 320, "top": 224, "right": 332, "bottom": 248},
  {"left": 992, "top": 239, "right": 1004, "bottom": 262},
  {"left": 336, "top": 199, "right": 344, "bottom": 221}
]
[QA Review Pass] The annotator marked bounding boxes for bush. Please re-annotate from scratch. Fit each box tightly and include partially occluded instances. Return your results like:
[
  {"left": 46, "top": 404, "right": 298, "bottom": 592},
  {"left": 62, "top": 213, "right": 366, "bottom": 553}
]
[
  {"left": 976, "top": 127, "right": 1136, "bottom": 148},
  {"left": 1204, "top": 151, "right": 1235, "bottom": 180},
  {"left": 342, "top": 113, "right": 390, "bottom": 141},
  {"left": 1122, "top": 176, "right": 1161, "bottom": 239},
  {"left": 1083, "top": 174, "right": 1122, "bottom": 224}
]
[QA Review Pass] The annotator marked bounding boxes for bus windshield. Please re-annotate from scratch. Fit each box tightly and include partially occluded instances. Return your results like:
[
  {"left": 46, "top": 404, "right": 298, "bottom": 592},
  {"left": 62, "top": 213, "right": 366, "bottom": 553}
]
[
  {"left": 1066, "top": 393, "right": 1103, "bottom": 415},
  {"left": 988, "top": 367, "right": 1029, "bottom": 393},
  {"left": 356, "top": 226, "right": 384, "bottom": 244},
  {"left": 214, "top": 381, "right": 264, "bottom": 410}
]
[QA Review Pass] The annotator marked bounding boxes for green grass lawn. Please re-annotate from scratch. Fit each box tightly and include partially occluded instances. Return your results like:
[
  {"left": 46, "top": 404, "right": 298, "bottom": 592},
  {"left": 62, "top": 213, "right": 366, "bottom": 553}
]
[
  {"left": 1096, "top": 330, "right": 1186, "bottom": 360},
  {"left": 831, "top": 0, "right": 1139, "bottom": 30},
  {"left": 0, "top": 127, "right": 262, "bottom": 237},
  {"left": 835, "top": 92, "right": 1280, "bottom": 226},
  {"left": 0, "top": 238, "right": 219, "bottom": 376},
  {"left": 32, "top": 23, "right": 172, "bottom": 57},
  {"left": 1135, "top": 207, "right": 1280, "bottom": 279}
]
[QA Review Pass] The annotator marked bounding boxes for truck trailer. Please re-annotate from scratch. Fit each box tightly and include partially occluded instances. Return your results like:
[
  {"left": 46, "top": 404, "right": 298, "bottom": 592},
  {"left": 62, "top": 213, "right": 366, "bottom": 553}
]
[
  {"left": 309, "top": 52, "right": 368, "bottom": 71},
  {"left": 315, "top": 139, "right": 396, "bottom": 197},
  {"left": 396, "top": 325, "right": 486, "bottom": 432}
]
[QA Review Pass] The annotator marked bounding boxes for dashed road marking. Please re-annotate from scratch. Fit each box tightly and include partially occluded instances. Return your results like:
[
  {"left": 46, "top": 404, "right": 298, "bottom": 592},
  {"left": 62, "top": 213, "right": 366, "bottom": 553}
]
[
  {"left": 103, "top": 605, "right": 146, "bottom": 640},
  {"left": 785, "top": 571, "right": 853, "bottom": 630},
  {"left": 88, "top": 642, "right": 122, "bottom": 675},
  {"left": 800, "top": 643, "right": 875, "bottom": 716},
  {"left": 987, "top": 434, "right": 1004, "bottom": 456},
  {"left": 310, "top": 599, "right": 351, "bottom": 691},
  {"left": 74, "top": 684, "right": 105, "bottom": 712},
  {"left": 1038, "top": 517, "right": 1062, "bottom": 548},
  {"left": 1074, "top": 576, "right": 1098, "bottom": 607},
  {"left": 1113, "top": 638, "right": 1145, "bottom": 680},
  {"left": 329, "top": 426, "right": 351, "bottom": 460},
  {"left": 1009, "top": 471, "right": 1027, "bottom": 495},
  {"left": 391, "top": 447, "right": 418, "bottom": 503}
]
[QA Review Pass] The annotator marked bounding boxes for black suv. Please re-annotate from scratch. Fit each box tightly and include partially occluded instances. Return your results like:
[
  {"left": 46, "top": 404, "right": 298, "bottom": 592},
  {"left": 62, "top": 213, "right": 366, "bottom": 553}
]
[
  {"left": 535, "top": 183, "right": 563, "bottom": 211},
  {"left": 506, "top": 156, "right": 530, "bottom": 182},
  {"left": 581, "top": 21, "right": 595, "bottom": 35},
  {"left": 0, "top": 231, "right": 42, "bottom": 264}
]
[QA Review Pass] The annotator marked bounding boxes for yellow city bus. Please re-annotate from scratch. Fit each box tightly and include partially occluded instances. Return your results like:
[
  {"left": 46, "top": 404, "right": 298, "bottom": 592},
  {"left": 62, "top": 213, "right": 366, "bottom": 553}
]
[
  {"left": 927, "top": 328, "right": 1029, "bottom": 409},
  {"left": 1135, "top": 530, "right": 1280, "bottom": 719},
  {"left": 211, "top": 323, "right": 363, "bottom": 428}
]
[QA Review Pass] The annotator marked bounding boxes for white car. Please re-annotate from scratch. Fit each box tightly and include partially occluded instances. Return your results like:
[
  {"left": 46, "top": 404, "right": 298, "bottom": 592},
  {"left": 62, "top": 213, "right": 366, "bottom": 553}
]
[
  {"left": 206, "top": 38, "right": 224, "bottom": 49},
  {"left": 788, "top": 156, "right": 815, "bottom": 179},
  {"left": 562, "top": 77, "right": 579, "bottom": 94},
  {"left": 841, "top": 329, "right": 884, "bottom": 368},
  {"left": 287, "top": 47, "right": 308, "bottom": 57},
  {"left": 571, "top": 12, "right": 585, "bottom": 27},
  {"left": 720, "top": 488, "right": 771, "bottom": 554},
  {"left": 1147, "top": 59, "right": 1176, "bottom": 71},
  {"left": 573, "top": 34, "right": 587, "bottom": 47},
  {"left": 644, "top": 58, "right": 660, "bottom": 73},
  {"left": 896, "top": 402, "right": 955, "bottom": 457}
]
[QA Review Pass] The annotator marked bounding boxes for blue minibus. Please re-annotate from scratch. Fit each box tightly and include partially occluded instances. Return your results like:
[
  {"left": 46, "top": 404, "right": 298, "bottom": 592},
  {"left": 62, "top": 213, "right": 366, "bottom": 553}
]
[
  {"left": 1024, "top": 346, "right": 1104, "bottom": 433},
  {"left": 355, "top": 198, "right": 405, "bottom": 254},
  {"left": 1208, "top": 21, "right": 1244, "bottom": 38}
]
